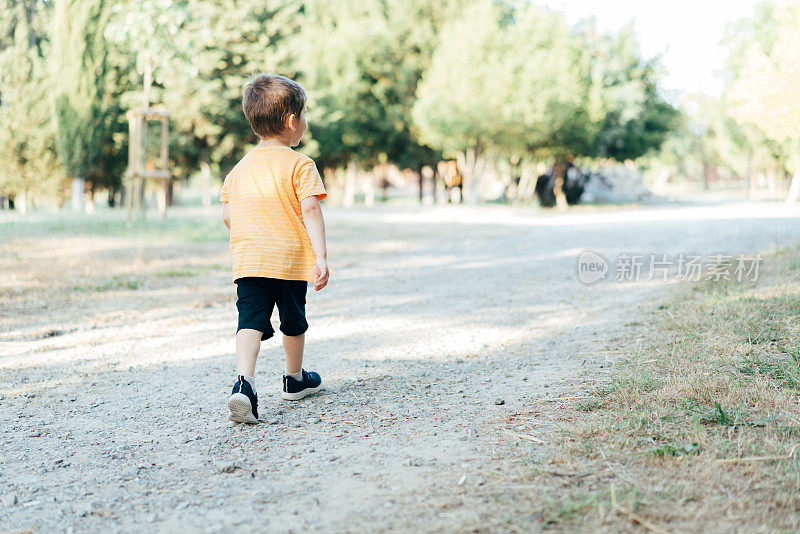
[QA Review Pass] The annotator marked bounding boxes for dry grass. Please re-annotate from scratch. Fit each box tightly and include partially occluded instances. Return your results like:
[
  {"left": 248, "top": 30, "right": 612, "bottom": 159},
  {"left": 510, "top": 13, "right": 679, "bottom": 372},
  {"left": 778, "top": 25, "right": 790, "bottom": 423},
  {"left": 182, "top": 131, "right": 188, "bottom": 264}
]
[{"left": 503, "top": 242, "right": 800, "bottom": 532}]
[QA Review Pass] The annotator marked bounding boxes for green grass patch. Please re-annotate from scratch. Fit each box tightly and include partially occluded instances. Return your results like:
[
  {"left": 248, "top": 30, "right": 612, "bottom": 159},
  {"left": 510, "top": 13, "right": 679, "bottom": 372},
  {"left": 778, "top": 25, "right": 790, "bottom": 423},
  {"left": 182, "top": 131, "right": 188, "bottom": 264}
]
[
  {"left": 156, "top": 263, "right": 227, "bottom": 278},
  {"left": 651, "top": 442, "right": 700, "bottom": 457},
  {"left": 74, "top": 277, "right": 142, "bottom": 292}
]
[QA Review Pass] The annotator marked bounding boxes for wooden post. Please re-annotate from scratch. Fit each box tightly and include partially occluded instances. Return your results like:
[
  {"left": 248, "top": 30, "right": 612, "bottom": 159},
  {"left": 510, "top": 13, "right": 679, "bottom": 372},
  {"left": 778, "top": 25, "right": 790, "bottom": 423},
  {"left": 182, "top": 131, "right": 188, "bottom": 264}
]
[
  {"left": 126, "top": 108, "right": 171, "bottom": 221},
  {"left": 126, "top": 114, "right": 135, "bottom": 221},
  {"left": 159, "top": 116, "right": 169, "bottom": 219}
]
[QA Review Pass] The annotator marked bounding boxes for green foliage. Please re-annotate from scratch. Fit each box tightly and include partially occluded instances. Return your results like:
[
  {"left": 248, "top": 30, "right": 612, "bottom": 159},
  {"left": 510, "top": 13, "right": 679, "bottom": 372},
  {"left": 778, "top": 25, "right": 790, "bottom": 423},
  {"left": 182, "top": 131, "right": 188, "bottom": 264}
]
[
  {"left": 728, "top": 0, "right": 800, "bottom": 173},
  {"left": 164, "top": 0, "right": 300, "bottom": 177},
  {"left": 575, "top": 21, "right": 679, "bottom": 160},
  {"left": 413, "top": 4, "right": 677, "bottom": 162},
  {"left": 413, "top": 1, "right": 584, "bottom": 157},
  {"left": 651, "top": 442, "right": 700, "bottom": 457},
  {"left": 105, "top": 0, "right": 190, "bottom": 108},
  {"left": 4, "top": 0, "right": 688, "bottom": 204},
  {"left": 50, "top": 0, "right": 111, "bottom": 179},
  {"left": 296, "top": 0, "right": 450, "bottom": 169},
  {"left": 0, "top": 0, "right": 65, "bottom": 202}
]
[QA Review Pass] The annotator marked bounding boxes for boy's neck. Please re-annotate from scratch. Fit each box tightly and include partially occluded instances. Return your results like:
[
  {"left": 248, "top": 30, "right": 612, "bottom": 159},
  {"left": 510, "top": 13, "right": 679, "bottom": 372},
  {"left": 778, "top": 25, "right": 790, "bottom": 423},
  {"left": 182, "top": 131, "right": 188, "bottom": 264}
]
[{"left": 256, "top": 137, "right": 292, "bottom": 149}]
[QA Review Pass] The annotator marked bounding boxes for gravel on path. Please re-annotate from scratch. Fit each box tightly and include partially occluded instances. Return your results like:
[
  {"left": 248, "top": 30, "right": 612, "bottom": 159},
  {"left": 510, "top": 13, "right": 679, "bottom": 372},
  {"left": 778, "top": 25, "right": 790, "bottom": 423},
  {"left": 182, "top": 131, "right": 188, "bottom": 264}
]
[{"left": 1, "top": 201, "right": 799, "bottom": 533}]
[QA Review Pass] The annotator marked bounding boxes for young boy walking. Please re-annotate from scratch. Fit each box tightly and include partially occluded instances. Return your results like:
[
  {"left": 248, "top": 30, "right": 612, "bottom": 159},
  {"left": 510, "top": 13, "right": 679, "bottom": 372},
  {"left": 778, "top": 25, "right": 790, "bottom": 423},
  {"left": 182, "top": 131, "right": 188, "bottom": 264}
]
[{"left": 220, "top": 73, "right": 329, "bottom": 424}]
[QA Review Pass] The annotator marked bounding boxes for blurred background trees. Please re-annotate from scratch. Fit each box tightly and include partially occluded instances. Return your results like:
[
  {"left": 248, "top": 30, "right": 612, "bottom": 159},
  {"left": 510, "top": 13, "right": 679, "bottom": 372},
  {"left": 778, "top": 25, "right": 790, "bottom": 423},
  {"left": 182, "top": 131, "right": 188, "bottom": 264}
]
[
  {"left": 50, "top": 0, "right": 111, "bottom": 211},
  {"left": 0, "top": 0, "right": 64, "bottom": 211},
  {"left": 0, "top": 0, "right": 798, "bottom": 209}
]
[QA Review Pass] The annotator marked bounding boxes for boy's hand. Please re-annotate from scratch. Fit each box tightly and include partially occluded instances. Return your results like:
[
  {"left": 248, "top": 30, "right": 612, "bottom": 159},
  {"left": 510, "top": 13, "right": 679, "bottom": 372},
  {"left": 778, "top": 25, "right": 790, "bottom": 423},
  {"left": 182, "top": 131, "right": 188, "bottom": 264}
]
[{"left": 313, "top": 258, "right": 329, "bottom": 291}]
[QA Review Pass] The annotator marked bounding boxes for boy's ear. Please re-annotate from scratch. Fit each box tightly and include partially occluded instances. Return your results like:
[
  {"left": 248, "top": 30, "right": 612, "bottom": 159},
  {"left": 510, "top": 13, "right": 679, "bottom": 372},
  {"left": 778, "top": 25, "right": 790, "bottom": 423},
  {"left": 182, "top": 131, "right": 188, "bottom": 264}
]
[{"left": 286, "top": 113, "right": 297, "bottom": 132}]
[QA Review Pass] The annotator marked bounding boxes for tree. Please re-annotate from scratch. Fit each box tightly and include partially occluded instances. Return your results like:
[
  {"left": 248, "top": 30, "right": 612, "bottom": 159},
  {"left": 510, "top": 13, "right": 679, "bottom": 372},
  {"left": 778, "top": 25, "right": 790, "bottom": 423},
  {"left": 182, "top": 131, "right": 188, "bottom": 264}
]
[
  {"left": 413, "top": 0, "right": 584, "bottom": 203},
  {"left": 727, "top": 0, "right": 800, "bottom": 203},
  {"left": 163, "top": 0, "right": 300, "bottom": 205},
  {"left": 295, "top": 0, "right": 459, "bottom": 171},
  {"left": 576, "top": 21, "right": 679, "bottom": 161},
  {"left": 50, "top": 0, "right": 111, "bottom": 211},
  {"left": 0, "top": 0, "right": 65, "bottom": 210}
]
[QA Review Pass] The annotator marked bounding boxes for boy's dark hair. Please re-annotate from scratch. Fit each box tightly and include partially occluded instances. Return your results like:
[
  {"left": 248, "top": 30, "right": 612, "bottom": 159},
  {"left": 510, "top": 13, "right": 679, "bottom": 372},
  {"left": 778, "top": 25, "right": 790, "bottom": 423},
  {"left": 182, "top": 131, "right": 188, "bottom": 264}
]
[{"left": 242, "top": 73, "right": 306, "bottom": 139}]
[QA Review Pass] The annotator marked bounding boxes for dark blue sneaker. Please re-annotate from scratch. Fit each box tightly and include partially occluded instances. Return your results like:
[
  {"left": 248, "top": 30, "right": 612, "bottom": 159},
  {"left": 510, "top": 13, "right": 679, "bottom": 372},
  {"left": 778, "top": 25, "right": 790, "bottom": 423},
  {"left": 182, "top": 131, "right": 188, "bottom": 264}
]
[
  {"left": 282, "top": 369, "right": 323, "bottom": 401},
  {"left": 228, "top": 375, "right": 259, "bottom": 424}
]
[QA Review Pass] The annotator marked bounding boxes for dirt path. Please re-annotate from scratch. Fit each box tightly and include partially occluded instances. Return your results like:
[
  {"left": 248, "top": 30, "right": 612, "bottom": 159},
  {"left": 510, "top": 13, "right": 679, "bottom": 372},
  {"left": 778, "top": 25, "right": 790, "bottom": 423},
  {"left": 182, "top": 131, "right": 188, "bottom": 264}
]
[{"left": 2, "top": 201, "right": 800, "bottom": 533}]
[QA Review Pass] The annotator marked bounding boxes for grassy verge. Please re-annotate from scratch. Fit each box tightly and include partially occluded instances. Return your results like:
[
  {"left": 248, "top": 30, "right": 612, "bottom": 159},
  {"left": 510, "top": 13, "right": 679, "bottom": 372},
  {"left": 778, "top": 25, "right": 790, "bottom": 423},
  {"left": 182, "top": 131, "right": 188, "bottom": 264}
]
[
  {"left": 0, "top": 207, "right": 229, "bottom": 242},
  {"left": 520, "top": 243, "right": 800, "bottom": 532}
]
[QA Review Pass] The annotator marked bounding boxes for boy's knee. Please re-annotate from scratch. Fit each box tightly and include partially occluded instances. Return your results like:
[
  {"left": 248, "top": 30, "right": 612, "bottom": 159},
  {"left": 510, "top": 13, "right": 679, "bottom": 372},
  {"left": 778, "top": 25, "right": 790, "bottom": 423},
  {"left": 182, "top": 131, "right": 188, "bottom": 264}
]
[{"left": 279, "top": 323, "right": 308, "bottom": 337}]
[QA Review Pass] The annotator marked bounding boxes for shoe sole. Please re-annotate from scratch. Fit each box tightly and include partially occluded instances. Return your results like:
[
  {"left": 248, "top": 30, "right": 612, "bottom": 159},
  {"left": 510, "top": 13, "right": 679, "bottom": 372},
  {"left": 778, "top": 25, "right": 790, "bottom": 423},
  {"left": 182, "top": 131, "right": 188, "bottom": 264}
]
[
  {"left": 227, "top": 393, "right": 258, "bottom": 424},
  {"left": 281, "top": 383, "right": 324, "bottom": 401}
]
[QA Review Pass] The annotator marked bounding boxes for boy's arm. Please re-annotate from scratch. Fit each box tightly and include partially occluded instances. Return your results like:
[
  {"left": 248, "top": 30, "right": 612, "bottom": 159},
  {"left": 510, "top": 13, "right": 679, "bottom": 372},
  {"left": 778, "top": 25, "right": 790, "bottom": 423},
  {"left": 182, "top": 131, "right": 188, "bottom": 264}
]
[
  {"left": 222, "top": 202, "right": 230, "bottom": 230},
  {"left": 300, "top": 195, "right": 328, "bottom": 291}
]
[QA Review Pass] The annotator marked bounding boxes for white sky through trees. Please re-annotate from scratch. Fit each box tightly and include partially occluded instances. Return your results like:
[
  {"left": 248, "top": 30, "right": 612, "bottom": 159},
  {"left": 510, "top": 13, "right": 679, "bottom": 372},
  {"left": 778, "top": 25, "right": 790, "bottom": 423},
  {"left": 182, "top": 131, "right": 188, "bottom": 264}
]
[{"left": 544, "top": 0, "right": 760, "bottom": 97}]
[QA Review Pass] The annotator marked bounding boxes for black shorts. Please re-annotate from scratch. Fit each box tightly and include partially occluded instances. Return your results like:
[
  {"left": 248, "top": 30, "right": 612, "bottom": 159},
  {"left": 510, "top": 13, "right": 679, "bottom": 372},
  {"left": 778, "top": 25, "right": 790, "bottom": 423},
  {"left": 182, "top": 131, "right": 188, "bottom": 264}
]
[{"left": 235, "top": 277, "right": 308, "bottom": 340}]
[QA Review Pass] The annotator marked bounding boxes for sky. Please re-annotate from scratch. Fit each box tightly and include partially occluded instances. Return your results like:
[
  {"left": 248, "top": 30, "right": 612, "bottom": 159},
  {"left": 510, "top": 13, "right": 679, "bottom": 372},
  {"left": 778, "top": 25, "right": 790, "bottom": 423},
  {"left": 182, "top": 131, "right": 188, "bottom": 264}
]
[{"left": 544, "top": 0, "right": 761, "bottom": 98}]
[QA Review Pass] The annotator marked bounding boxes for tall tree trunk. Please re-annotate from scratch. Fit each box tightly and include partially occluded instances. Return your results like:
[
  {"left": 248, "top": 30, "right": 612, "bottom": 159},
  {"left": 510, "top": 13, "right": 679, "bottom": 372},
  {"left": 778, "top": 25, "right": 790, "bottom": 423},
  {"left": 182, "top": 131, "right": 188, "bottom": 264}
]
[
  {"left": 363, "top": 168, "right": 375, "bottom": 207},
  {"left": 457, "top": 143, "right": 484, "bottom": 205},
  {"left": 552, "top": 161, "right": 568, "bottom": 211},
  {"left": 71, "top": 177, "right": 84, "bottom": 211},
  {"left": 85, "top": 183, "right": 95, "bottom": 214},
  {"left": 322, "top": 167, "right": 338, "bottom": 205},
  {"left": 787, "top": 171, "right": 800, "bottom": 205},
  {"left": 516, "top": 163, "right": 535, "bottom": 203},
  {"left": 421, "top": 166, "right": 435, "bottom": 204},
  {"left": 745, "top": 151, "right": 752, "bottom": 198},
  {"left": 430, "top": 167, "right": 439, "bottom": 204},
  {"left": 418, "top": 167, "right": 424, "bottom": 204},
  {"left": 157, "top": 181, "right": 168, "bottom": 219},
  {"left": 17, "top": 190, "right": 28, "bottom": 214},
  {"left": 767, "top": 164, "right": 777, "bottom": 196},
  {"left": 200, "top": 160, "right": 211, "bottom": 207},
  {"left": 344, "top": 161, "right": 357, "bottom": 207}
]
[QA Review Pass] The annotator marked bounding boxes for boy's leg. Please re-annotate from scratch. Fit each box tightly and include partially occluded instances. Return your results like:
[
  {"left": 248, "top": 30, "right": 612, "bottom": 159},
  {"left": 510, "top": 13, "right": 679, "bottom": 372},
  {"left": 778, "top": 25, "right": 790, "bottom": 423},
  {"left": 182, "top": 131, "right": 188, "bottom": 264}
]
[
  {"left": 274, "top": 279, "right": 309, "bottom": 373},
  {"left": 275, "top": 280, "right": 322, "bottom": 400},
  {"left": 283, "top": 333, "right": 305, "bottom": 374},
  {"left": 228, "top": 278, "right": 276, "bottom": 423},
  {"left": 234, "top": 277, "right": 277, "bottom": 376},
  {"left": 236, "top": 328, "right": 263, "bottom": 377},
  {"left": 229, "top": 326, "right": 263, "bottom": 425}
]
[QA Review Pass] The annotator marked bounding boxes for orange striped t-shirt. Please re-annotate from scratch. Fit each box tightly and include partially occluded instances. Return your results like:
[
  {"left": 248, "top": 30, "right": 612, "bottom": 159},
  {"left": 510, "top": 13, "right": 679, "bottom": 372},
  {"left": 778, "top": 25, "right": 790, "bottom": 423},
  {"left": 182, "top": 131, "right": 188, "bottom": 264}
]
[{"left": 219, "top": 146, "right": 327, "bottom": 282}]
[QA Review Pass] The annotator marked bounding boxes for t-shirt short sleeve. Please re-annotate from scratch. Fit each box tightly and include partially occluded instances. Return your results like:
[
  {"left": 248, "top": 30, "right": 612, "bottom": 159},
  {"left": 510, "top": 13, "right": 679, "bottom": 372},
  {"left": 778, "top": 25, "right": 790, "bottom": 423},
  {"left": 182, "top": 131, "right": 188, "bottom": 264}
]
[
  {"left": 294, "top": 160, "right": 328, "bottom": 202},
  {"left": 219, "top": 169, "right": 234, "bottom": 203}
]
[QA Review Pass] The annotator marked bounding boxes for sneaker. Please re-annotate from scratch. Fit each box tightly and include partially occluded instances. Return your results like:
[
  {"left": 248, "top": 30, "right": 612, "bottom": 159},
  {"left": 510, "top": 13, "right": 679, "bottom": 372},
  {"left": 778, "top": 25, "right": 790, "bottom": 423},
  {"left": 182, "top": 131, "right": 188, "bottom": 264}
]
[
  {"left": 282, "top": 369, "right": 323, "bottom": 401},
  {"left": 227, "top": 375, "right": 259, "bottom": 424}
]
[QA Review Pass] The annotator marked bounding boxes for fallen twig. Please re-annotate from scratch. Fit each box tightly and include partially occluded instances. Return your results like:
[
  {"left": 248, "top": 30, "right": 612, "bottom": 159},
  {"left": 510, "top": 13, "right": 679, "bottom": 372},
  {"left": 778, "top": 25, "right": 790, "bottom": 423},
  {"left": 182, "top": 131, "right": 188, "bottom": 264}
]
[
  {"left": 339, "top": 420, "right": 364, "bottom": 428},
  {"left": 715, "top": 445, "right": 796, "bottom": 464},
  {"left": 544, "top": 467, "right": 607, "bottom": 478},
  {"left": 530, "top": 396, "right": 594, "bottom": 402},
  {"left": 610, "top": 483, "right": 671, "bottom": 534},
  {"left": 277, "top": 426, "right": 335, "bottom": 436},
  {"left": 501, "top": 430, "right": 544, "bottom": 444}
]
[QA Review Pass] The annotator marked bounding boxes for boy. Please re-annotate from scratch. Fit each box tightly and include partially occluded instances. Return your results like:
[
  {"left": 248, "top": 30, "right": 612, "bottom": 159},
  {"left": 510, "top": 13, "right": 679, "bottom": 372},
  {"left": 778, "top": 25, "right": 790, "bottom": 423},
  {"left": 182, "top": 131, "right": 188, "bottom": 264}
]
[{"left": 221, "top": 73, "right": 329, "bottom": 424}]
